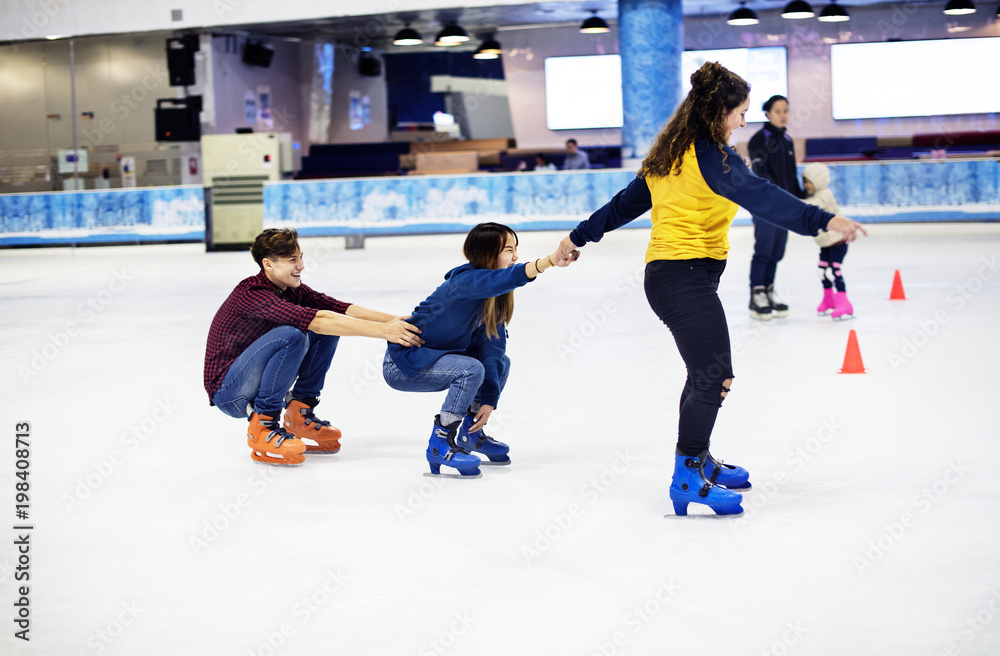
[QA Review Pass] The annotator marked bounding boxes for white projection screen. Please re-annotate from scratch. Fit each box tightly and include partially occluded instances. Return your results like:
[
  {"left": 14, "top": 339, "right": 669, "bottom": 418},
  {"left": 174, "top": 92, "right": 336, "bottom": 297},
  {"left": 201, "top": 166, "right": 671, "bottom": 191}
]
[
  {"left": 544, "top": 55, "right": 624, "bottom": 130},
  {"left": 831, "top": 38, "right": 1000, "bottom": 119},
  {"left": 543, "top": 49, "right": 788, "bottom": 130},
  {"left": 681, "top": 47, "right": 787, "bottom": 124}
]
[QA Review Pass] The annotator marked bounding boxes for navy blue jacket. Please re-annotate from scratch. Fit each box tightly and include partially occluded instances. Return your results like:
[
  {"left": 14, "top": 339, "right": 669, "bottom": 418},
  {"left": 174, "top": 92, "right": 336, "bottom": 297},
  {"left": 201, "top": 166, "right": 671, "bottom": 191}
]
[
  {"left": 570, "top": 138, "right": 833, "bottom": 247},
  {"left": 387, "top": 263, "right": 534, "bottom": 407}
]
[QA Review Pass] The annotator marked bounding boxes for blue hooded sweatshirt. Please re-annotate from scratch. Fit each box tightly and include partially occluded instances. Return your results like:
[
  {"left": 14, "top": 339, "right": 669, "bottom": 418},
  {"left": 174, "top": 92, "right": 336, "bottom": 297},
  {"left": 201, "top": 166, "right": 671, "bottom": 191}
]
[{"left": 386, "top": 262, "right": 535, "bottom": 407}]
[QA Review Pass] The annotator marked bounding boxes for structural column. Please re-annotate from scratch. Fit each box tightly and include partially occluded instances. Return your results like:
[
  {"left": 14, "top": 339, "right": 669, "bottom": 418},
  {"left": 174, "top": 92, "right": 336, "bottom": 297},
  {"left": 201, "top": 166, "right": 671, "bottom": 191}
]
[{"left": 619, "top": 0, "right": 683, "bottom": 161}]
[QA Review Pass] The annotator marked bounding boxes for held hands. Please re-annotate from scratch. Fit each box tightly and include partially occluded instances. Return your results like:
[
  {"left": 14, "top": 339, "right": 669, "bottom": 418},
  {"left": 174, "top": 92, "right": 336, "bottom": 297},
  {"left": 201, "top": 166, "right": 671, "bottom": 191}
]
[
  {"left": 554, "top": 235, "right": 582, "bottom": 266},
  {"left": 827, "top": 216, "right": 869, "bottom": 243},
  {"left": 384, "top": 315, "right": 424, "bottom": 348},
  {"left": 469, "top": 404, "right": 494, "bottom": 433}
]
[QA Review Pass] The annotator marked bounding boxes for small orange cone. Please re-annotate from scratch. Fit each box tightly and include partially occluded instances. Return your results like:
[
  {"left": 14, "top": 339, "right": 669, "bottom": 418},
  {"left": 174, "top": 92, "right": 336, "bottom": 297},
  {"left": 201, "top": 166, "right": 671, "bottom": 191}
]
[
  {"left": 889, "top": 270, "right": 906, "bottom": 300},
  {"left": 838, "top": 329, "right": 867, "bottom": 374}
]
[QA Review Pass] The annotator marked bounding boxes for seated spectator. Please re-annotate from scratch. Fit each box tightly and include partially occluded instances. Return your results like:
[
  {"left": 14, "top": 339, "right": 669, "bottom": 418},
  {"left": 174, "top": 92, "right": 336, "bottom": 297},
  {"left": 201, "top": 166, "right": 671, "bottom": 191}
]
[
  {"left": 535, "top": 153, "right": 557, "bottom": 171},
  {"left": 563, "top": 139, "right": 591, "bottom": 170}
]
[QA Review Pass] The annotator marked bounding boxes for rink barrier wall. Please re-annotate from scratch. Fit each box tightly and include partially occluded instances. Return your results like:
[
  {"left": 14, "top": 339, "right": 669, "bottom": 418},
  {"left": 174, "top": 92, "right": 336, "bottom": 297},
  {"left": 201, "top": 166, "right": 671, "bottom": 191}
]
[
  {"left": 264, "top": 160, "right": 1000, "bottom": 236},
  {"left": 1, "top": 161, "right": 998, "bottom": 246},
  {"left": 0, "top": 185, "right": 205, "bottom": 247}
]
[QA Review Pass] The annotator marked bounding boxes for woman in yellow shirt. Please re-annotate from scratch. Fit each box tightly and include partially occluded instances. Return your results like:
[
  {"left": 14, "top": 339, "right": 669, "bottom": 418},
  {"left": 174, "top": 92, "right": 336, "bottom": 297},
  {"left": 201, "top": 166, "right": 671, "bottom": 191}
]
[{"left": 556, "top": 62, "right": 865, "bottom": 516}]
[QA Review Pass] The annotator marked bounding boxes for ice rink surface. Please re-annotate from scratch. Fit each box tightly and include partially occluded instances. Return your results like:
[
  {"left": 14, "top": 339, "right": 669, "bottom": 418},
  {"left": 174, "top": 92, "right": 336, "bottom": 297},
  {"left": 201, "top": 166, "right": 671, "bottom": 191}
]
[{"left": 1, "top": 222, "right": 999, "bottom": 655}]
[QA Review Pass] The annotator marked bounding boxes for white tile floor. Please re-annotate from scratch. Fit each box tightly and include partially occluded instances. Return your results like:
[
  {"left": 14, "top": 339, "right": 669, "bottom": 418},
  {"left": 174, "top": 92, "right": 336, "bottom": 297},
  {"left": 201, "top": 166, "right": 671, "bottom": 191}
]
[{"left": 1, "top": 222, "right": 999, "bottom": 655}]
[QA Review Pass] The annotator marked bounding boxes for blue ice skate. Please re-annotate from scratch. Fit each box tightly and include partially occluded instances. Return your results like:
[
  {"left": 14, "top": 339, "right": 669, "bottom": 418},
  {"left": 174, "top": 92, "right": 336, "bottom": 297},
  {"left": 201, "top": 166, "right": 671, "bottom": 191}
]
[
  {"left": 426, "top": 416, "right": 482, "bottom": 478},
  {"left": 669, "top": 451, "right": 743, "bottom": 516},
  {"left": 702, "top": 453, "right": 751, "bottom": 491},
  {"left": 456, "top": 413, "right": 510, "bottom": 466}
]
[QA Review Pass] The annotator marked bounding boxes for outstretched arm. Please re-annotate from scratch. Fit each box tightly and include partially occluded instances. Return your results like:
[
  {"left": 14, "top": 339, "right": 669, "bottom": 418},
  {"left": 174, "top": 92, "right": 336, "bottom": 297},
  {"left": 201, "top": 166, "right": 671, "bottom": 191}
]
[{"left": 307, "top": 310, "right": 424, "bottom": 347}]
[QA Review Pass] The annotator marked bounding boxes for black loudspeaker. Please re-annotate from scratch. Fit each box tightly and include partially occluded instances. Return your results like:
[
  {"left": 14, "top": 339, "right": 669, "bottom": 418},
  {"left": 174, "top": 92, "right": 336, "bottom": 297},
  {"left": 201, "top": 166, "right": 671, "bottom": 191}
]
[
  {"left": 243, "top": 41, "right": 274, "bottom": 68},
  {"left": 155, "top": 97, "right": 201, "bottom": 141},
  {"left": 166, "top": 35, "right": 199, "bottom": 86},
  {"left": 359, "top": 54, "right": 381, "bottom": 77}
]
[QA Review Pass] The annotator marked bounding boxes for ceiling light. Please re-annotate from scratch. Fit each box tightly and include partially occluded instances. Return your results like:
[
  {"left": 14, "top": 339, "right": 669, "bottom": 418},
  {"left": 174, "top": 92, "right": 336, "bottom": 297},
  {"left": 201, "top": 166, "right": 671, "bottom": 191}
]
[
  {"left": 474, "top": 37, "right": 502, "bottom": 59},
  {"left": 781, "top": 0, "right": 816, "bottom": 18},
  {"left": 943, "top": 0, "right": 976, "bottom": 13},
  {"left": 580, "top": 11, "right": 611, "bottom": 33},
  {"left": 435, "top": 24, "right": 469, "bottom": 45},
  {"left": 728, "top": 2, "right": 760, "bottom": 25},
  {"left": 392, "top": 26, "right": 423, "bottom": 46},
  {"left": 818, "top": 2, "right": 850, "bottom": 21}
]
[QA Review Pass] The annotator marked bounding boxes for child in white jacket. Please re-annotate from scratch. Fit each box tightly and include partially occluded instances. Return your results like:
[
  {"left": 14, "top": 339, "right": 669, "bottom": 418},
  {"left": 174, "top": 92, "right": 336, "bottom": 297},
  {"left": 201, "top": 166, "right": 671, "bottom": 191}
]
[{"left": 803, "top": 163, "right": 853, "bottom": 320}]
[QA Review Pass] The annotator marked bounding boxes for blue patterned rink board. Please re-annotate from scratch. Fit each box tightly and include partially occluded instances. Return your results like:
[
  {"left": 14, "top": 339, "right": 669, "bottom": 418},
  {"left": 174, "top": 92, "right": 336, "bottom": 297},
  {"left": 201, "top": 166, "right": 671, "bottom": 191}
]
[
  {"left": 2, "top": 160, "right": 997, "bottom": 247},
  {"left": 0, "top": 186, "right": 205, "bottom": 246},
  {"left": 265, "top": 161, "right": 999, "bottom": 236}
]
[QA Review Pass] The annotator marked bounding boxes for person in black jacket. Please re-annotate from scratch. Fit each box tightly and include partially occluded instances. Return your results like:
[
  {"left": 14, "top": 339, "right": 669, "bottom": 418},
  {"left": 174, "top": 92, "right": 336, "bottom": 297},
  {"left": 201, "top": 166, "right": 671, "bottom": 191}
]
[{"left": 747, "top": 95, "right": 802, "bottom": 320}]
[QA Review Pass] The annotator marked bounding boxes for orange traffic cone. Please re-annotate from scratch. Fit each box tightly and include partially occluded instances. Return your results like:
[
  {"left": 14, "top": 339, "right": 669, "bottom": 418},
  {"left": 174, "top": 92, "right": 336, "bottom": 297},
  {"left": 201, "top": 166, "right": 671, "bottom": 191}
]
[
  {"left": 889, "top": 270, "right": 906, "bottom": 300},
  {"left": 838, "top": 329, "right": 867, "bottom": 374}
]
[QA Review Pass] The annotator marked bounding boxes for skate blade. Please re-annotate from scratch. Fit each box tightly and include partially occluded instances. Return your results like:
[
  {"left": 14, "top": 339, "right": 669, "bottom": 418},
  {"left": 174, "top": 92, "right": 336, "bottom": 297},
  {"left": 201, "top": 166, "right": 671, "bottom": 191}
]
[
  {"left": 663, "top": 510, "right": 744, "bottom": 519},
  {"left": 252, "top": 458, "right": 304, "bottom": 468},
  {"left": 479, "top": 459, "right": 511, "bottom": 467},
  {"left": 250, "top": 451, "right": 305, "bottom": 467},
  {"left": 304, "top": 447, "right": 341, "bottom": 456},
  {"left": 748, "top": 312, "right": 772, "bottom": 321},
  {"left": 423, "top": 471, "right": 482, "bottom": 479},
  {"left": 832, "top": 314, "right": 854, "bottom": 321},
  {"left": 772, "top": 311, "right": 789, "bottom": 318}
]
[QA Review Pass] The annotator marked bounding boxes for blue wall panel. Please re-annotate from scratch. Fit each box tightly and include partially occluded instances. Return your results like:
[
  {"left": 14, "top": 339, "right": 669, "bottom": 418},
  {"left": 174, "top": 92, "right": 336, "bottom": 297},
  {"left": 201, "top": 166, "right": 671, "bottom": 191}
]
[
  {"left": 2, "top": 160, "right": 997, "bottom": 247},
  {"left": 0, "top": 186, "right": 205, "bottom": 246}
]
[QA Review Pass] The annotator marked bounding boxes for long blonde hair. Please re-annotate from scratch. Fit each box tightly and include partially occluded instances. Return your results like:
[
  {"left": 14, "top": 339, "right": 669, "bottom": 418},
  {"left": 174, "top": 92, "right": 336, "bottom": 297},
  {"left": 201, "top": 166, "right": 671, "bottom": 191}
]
[
  {"left": 463, "top": 222, "right": 516, "bottom": 340},
  {"left": 637, "top": 62, "right": 750, "bottom": 179}
]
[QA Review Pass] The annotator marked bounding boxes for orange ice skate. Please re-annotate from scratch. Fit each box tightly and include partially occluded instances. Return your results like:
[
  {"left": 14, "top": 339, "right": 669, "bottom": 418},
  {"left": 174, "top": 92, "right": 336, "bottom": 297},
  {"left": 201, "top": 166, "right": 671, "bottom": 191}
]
[
  {"left": 283, "top": 399, "right": 342, "bottom": 454},
  {"left": 247, "top": 413, "right": 306, "bottom": 466}
]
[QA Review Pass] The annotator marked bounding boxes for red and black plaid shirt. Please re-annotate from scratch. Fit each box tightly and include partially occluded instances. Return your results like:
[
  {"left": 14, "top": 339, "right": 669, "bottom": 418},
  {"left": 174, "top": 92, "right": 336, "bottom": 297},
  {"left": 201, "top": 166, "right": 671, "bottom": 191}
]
[{"left": 203, "top": 270, "right": 351, "bottom": 403}]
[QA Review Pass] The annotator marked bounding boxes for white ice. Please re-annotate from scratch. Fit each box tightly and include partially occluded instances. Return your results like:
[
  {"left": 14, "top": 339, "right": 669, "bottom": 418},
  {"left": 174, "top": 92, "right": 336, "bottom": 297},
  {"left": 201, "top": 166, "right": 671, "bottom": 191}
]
[{"left": 1, "top": 222, "right": 999, "bottom": 655}]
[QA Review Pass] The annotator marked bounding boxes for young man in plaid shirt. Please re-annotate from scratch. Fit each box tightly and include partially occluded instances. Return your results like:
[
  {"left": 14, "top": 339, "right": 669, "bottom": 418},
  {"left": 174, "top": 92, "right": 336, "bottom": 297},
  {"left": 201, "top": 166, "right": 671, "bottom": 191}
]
[{"left": 204, "top": 228, "right": 423, "bottom": 466}]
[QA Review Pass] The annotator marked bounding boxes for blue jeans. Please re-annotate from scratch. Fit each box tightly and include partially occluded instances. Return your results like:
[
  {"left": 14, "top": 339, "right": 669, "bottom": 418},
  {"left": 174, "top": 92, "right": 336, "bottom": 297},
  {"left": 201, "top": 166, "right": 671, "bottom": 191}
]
[
  {"left": 382, "top": 351, "right": 509, "bottom": 420},
  {"left": 749, "top": 216, "right": 788, "bottom": 288},
  {"left": 213, "top": 326, "right": 339, "bottom": 419},
  {"left": 645, "top": 259, "right": 734, "bottom": 457}
]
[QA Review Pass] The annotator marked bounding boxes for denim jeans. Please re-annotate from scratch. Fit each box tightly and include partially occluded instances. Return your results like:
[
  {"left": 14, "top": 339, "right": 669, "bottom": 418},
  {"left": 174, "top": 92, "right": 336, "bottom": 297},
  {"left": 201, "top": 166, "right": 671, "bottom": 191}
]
[
  {"left": 382, "top": 351, "right": 509, "bottom": 421},
  {"left": 645, "top": 258, "right": 734, "bottom": 457},
  {"left": 749, "top": 216, "right": 788, "bottom": 288},
  {"left": 213, "top": 325, "right": 339, "bottom": 419}
]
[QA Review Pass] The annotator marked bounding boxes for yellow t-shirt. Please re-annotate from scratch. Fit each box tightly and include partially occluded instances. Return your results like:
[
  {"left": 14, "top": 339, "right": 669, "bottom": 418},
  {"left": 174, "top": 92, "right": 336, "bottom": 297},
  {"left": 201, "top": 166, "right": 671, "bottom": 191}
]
[{"left": 644, "top": 145, "right": 739, "bottom": 263}]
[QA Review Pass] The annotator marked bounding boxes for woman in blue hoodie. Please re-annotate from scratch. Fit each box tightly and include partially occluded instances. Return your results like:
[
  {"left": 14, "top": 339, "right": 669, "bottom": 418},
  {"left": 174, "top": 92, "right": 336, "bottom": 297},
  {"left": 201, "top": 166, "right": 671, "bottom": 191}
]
[{"left": 383, "top": 222, "right": 575, "bottom": 478}]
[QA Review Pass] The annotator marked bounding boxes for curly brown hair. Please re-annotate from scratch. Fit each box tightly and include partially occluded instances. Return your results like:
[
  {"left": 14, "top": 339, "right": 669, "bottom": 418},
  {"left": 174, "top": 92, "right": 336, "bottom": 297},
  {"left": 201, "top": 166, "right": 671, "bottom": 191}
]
[{"left": 637, "top": 62, "right": 750, "bottom": 179}]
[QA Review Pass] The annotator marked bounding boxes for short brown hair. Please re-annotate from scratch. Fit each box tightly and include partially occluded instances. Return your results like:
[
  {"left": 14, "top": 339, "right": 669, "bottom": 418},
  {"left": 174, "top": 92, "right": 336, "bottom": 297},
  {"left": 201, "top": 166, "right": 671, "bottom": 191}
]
[{"left": 250, "top": 228, "right": 300, "bottom": 270}]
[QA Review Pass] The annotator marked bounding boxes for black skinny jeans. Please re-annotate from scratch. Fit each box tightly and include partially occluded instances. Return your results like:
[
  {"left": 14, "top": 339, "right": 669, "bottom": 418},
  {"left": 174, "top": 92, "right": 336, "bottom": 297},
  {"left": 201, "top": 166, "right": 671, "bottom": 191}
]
[{"left": 644, "top": 258, "right": 734, "bottom": 457}]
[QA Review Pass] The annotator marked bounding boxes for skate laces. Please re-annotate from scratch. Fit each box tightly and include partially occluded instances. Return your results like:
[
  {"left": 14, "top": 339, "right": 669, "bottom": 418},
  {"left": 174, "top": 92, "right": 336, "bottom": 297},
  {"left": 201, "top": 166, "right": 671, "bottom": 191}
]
[
  {"left": 259, "top": 418, "right": 293, "bottom": 447},
  {"left": 299, "top": 407, "right": 331, "bottom": 429}
]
